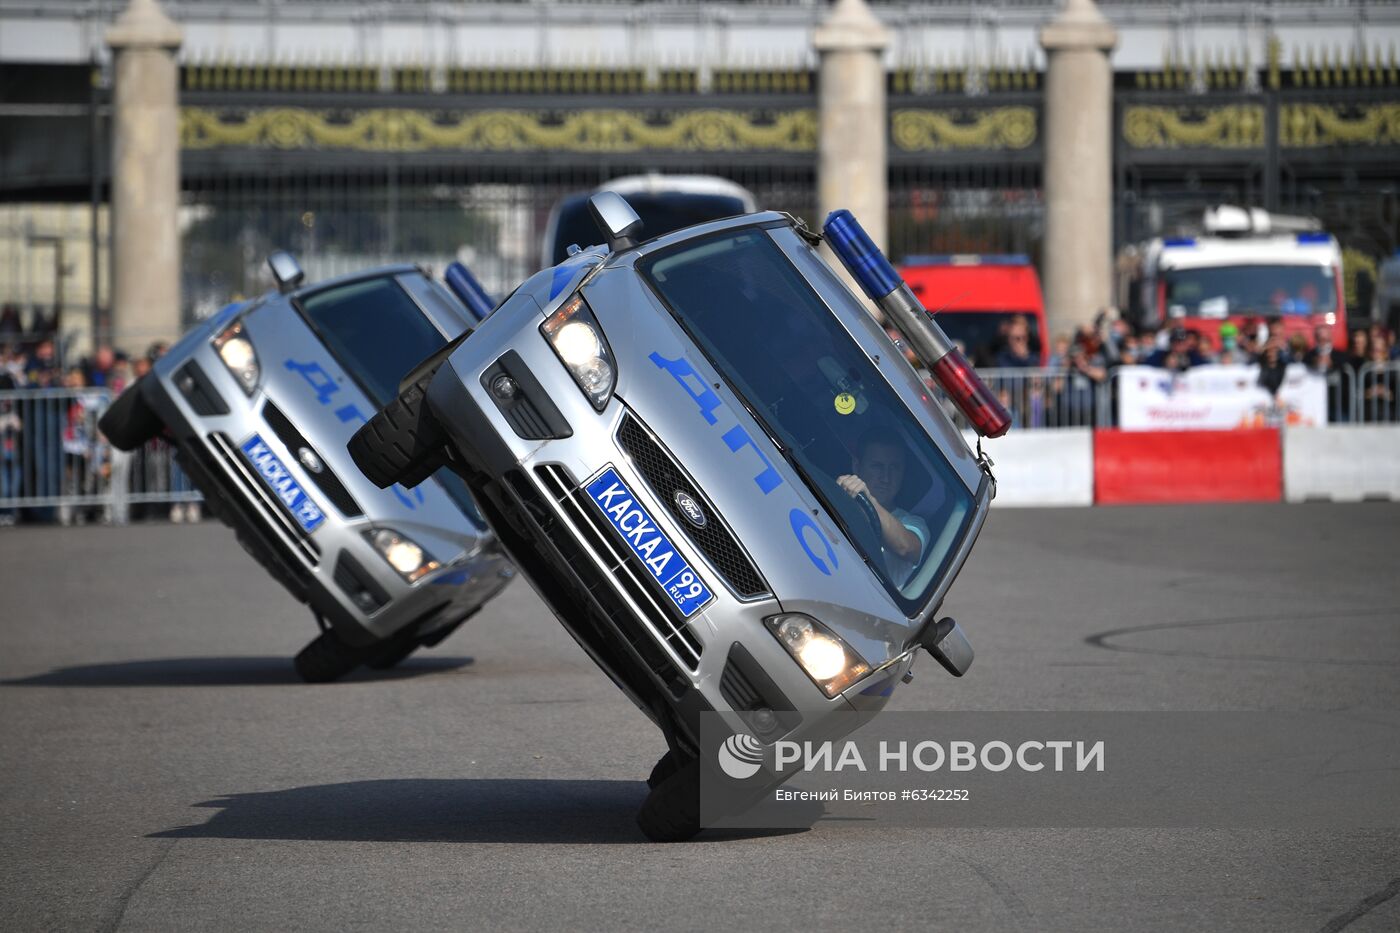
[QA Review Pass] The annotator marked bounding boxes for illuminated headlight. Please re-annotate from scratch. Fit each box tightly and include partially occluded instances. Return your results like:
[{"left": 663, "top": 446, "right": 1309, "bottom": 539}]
[
  {"left": 765, "top": 613, "right": 871, "bottom": 698},
  {"left": 540, "top": 295, "right": 614, "bottom": 410},
  {"left": 365, "top": 528, "right": 440, "bottom": 583},
  {"left": 212, "top": 321, "right": 260, "bottom": 395}
]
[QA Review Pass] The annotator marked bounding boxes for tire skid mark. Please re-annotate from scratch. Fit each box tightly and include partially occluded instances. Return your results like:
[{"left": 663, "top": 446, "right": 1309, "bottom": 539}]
[
  {"left": 1317, "top": 875, "right": 1400, "bottom": 933},
  {"left": 1083, "top": 608, "right": 1400, "bottom": 666},
  {"left": 966, "top": 858, "right": 1036, "bottom": 931},
  {"left": 98, "top": 837, "right": 177, "bottom": 933}
]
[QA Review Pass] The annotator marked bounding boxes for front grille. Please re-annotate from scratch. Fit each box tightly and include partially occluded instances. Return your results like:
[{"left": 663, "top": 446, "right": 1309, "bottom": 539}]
[
  {"left": 261, "top": 401, "right": 362, "bottom": 518},
  {"left": 615, "top": 414, "right": 769, "bottom": 599},
  {"left": 534, "top": 464, "right": 703, "bottom": 672},
  {"left": 207, "top": 432, "right": 320, "bottom": 566}
]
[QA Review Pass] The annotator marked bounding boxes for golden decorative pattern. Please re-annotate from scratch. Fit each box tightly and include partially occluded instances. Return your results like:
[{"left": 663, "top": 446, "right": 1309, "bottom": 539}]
[
  {"left": 890, "top": 108, "right": 1036, "bottom": 152},
  {"left": 1280, "top": 103, "right": 1400, "bottom": 147},
  {"left": 180, "top": 107, "right": 818, "bottom": 153},
  {"left": 1121, "top": 105, "right": 1265, "bottom": 149}
]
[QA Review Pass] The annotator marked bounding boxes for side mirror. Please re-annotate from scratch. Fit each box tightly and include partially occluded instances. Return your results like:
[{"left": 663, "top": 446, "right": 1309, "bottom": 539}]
[
  {"left": 918, "top": 617, "right": 974, "bottom": 677},
  {"left": 587, "top": 191, "right": 644, "bottom": 253},
  {"left": 267, "top": 250, "right": 304, "bottom": 294}
]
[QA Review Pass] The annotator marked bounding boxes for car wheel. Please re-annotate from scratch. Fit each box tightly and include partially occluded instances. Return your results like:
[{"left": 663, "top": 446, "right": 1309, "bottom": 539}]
[
  {"left": 347, "top": 372, "right": 445, "bottom": 490},
  {"left": 365, "top": 636, "right": 418, "bottom": 670},
  {"left": 293, "top": 629, "right": 370, "bottom": 683},
  {"left": 636, "top": 755, "right": 701, "bottom": 842},
  {"left": 98, "top": 375, "right": 164, "bottom": 451},
  {"left": 646, "top": 750, "right": 681, "bottom": 789}
]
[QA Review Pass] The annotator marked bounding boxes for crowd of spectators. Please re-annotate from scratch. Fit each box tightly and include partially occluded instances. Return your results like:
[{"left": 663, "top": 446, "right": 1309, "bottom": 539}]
[
  {"left": 0, "top": 328, "right": 198, "bottom": 527},
  {"left": 955, "top": 311, "right": 1400, "bottom": 429}
]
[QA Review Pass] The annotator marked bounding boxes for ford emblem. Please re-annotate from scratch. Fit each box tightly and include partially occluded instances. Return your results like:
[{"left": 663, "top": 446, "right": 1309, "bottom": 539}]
[
  {"left": 297, "top": 447, "right": 325, "bottom": 474},
  {"left": 673, "top": 490, "right": 706, "bottom": 528}
]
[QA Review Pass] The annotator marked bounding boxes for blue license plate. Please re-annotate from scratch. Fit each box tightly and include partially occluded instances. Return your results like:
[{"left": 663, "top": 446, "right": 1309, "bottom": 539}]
[
  {"left": 585, "top": 466, "right": 713, "bottom": 617},
  {"left": 239, "top": 434, "right": 325, "bottom": 533}
]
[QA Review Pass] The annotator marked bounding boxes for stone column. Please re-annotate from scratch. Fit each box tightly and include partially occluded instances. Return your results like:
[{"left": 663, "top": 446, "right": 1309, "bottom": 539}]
[
  {"left": 106, "top": 0, "right": 183, "bottom": 355},
  {"left": 815, "top": 0, "right": 891, "bottom": 250},
  {"left": 1039, "top": 0, "right": 1117, "bottom": 337}
]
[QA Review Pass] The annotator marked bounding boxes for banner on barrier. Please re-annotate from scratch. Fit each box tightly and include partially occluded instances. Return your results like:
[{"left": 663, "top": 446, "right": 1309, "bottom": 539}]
[{"left": 1116, "top": 364, "right": 1326, "bottom": 431}]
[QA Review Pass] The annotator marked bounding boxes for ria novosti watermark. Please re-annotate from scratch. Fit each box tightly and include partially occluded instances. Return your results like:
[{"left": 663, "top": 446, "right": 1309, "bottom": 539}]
[
  {"left": 776, "top": 737, "right": 1104, "bottom": 774},
  {"left": 698, "top": 711, "right": 1400, "bottom": 831}
]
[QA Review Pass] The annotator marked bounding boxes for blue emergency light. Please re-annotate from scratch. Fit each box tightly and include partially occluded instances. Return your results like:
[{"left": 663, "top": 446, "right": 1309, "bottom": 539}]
[
  {"left": 823, "top": 209, "right": 902, "bottom": 302},
  {"left": 445, "top": 261, "right": 495, "bottom": 323},
  {"left": 1163, "top": 237, "right": 1197, "bottom": 248},
  {"left": 820, "top": 209, "right": 1011, "bottom": 437},
  {"left": 1296, "top": 232, "right": 1332, "bottom": 245}
]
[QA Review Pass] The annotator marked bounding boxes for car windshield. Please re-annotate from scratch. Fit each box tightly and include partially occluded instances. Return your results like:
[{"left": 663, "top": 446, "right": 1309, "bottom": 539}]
[
  {"left": 1164, "top": 264, "right": 1337, "bottom": 318},
  {"left": 298, "top": 275, "right": 483, "bottom": 526},
  {"left": 640, "top": 228, "right": 975, "bottom": 615},
  {"left": 549, "top": 191, "right": 749, "bottom": 265},
  {"left": 932, "top": 311, "right": 1043, "bottom": 368}
]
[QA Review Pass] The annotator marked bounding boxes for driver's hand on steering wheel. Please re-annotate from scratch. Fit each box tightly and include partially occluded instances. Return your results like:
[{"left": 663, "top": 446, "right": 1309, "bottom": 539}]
[{"left": 836, "top": 473, "right": 878, "bottom": 509}]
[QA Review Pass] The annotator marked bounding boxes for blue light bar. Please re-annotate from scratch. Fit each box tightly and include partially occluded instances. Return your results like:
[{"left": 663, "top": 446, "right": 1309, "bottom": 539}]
[
  {"left": 1163, "top": 237, "right": 1197, "bottom": 248},
  {"left": 444, "top": 261, "right": 494, "bottom": 323},
  {"left": 823, "top": 209, "right": 901, "bottom": 301},
  {"left": 1296, "top": 232, "right": 1332, "bottom": 244},
  {"left": 902, "top": 254, "right": 1030, "bottom": 267}
]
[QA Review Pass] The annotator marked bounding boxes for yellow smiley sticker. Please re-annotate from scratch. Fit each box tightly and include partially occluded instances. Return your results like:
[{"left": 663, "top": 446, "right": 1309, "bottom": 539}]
[{"left": 834, "top": 393, "right": 857, "bottom": 415}]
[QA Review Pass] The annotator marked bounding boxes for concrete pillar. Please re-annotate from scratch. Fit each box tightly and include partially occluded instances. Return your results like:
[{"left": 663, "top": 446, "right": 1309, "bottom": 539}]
[
  {"left": 106, "top": 0, "right": 182, "bottom": 354},
  {"left": 1039, "top": 0, "right": 1117, "bottom": 337},
  {"left": 815, "top": 0, "right": 891, "bottom": 250}
]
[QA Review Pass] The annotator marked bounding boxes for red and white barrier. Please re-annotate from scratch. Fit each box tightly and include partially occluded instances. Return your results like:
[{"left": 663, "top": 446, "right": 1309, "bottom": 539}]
[
  {"left": 960, "top": 426, "right": 1400, "bottom": 506},
  {"left": 1282, "top": 426, "right": 1400, "bottom": 502},
  {"left": 1093, "top": 429, "right": 1282, "bottom": 505}
]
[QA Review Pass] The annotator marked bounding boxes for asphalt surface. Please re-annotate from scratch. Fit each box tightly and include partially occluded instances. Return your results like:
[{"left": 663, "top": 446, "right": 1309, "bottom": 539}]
[{"left": 2, "top": 504, "right": 1398, "bottom": 932}]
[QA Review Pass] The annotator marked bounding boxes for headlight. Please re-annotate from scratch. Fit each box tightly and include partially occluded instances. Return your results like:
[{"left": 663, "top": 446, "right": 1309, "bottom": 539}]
[
  {"left": 765, "top": 613, "right": 871, "bottom": 698},
  {"left": 540, "top": 294, "right": 614, "bottom": 410},
  {"left": 365, "top": 528, "right": 440, "bottom": 584},
  {"left": 213, "top": 321, "right": 260, "bottom": 395}
]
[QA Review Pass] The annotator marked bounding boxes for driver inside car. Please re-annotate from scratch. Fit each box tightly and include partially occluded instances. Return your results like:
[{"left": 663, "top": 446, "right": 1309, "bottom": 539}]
[{"left": 836, "top": 426, "right": 929, "bottom": 587}]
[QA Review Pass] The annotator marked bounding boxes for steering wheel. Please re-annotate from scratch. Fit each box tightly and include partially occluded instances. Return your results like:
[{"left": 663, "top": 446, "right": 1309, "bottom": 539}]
[{"left": 853, "top": 491, "right": 881, "bottom": 536}]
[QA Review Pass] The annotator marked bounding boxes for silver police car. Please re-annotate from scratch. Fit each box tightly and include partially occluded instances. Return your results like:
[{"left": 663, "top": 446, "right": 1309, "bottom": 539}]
[
  {"left": 349, "top": 196, "right": 1009, "bottom": 839},
  {"left": 100, "top": 256, "right": 515, "bottom": 682}
]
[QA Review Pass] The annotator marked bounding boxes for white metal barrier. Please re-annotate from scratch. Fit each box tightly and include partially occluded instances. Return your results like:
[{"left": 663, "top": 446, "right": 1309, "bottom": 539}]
[
  {"left": 944, "top": 367, "right": 1111, "bottom": 432},
  {"left": 1355, "top": 361, "right": 1400, "bottom": 424},
  {"left": 0, "top": 388, "right": 201, "bottom": 524}
]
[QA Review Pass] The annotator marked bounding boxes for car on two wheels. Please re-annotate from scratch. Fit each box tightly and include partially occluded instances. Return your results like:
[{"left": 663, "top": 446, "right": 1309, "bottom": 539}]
[
  {"left": 349, "top": 195, "right": 1005, "bottom": 839},
  {"left": 99, "top": 256, "right": 514, "bottom": 682}
]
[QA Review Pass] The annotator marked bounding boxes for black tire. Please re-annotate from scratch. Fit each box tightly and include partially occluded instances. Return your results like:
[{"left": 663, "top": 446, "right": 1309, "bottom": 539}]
[
  {"left": 646, "top": 751, "right": 681, "bottom": 790},
  {"left": 636, "top": 756, "right": 702, "bottom": 842},
  {"left": 347, "top": 373, "right": 445, "bottom": 490},
  {"left": 394, "top": 450, "right": 447, "bottom": 491},
  {"left": 365, "top": 638, "right": 418, "bottom": 671},
  {"left": 293, "top": 629, "right": 370, "bottom": 683},
  {"left": 98, "top": 375, "right": 164, "bottom": 451}
]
